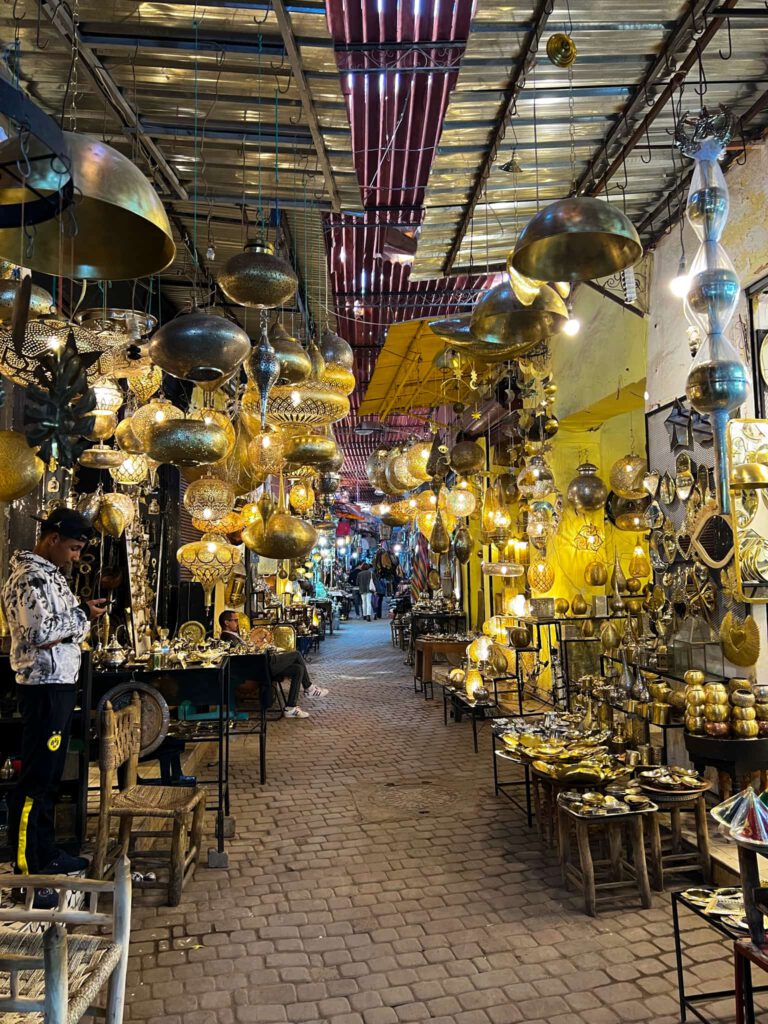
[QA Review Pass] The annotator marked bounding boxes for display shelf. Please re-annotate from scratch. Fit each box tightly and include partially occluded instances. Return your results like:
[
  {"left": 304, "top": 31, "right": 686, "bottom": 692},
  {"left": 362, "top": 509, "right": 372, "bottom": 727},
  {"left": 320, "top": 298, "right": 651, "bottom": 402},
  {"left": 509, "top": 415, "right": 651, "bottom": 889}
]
[{"left": 600, "top": 652, "right": 728, "bottom": 686}]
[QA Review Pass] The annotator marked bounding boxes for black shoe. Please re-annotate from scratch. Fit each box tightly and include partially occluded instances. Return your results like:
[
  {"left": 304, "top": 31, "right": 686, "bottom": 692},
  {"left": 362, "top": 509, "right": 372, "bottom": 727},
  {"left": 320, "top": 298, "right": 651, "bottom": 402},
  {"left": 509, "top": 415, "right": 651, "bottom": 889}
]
[
  {"left": 11, "top": 886, "right": 59, "bottom": 909},
  {"left": 43, "top": 851, "right": 89, "bottom": 874}
]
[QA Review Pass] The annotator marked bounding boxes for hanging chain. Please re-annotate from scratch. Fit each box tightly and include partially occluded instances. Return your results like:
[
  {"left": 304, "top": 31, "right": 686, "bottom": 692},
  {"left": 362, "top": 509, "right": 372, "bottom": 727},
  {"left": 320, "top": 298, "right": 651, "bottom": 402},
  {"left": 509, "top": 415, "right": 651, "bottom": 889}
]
[
  {"left": 567, "top": 63, "right": 576, "bottom": 193},
  {"left": 69, "top": 0, "right": 80, "bottom": 132}
]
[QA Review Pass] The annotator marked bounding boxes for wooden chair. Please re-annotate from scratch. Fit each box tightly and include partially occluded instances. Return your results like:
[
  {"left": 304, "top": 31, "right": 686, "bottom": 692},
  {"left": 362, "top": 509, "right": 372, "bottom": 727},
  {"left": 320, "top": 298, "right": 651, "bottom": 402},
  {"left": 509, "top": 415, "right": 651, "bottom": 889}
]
[
  {"left": 93, "top": 694, "right": 205, "bottom": 907},
  {"left": 0, "top": 857, "right": 131, "bottom": 1024}
]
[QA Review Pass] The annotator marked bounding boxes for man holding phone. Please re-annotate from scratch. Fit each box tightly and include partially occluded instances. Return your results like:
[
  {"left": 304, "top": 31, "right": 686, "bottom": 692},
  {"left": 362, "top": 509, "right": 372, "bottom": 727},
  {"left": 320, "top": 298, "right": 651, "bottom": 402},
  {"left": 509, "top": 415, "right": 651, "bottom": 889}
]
[{"left": 3, "top": 508, "right": 106, "bottom": 906}]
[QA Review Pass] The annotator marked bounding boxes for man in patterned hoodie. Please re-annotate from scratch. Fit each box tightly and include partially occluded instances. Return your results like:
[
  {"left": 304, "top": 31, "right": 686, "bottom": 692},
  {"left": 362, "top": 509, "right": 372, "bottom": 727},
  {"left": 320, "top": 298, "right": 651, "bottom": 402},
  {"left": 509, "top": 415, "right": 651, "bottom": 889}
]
[{"left": 3, "top": 508, "right": 106, "bottom": 907}]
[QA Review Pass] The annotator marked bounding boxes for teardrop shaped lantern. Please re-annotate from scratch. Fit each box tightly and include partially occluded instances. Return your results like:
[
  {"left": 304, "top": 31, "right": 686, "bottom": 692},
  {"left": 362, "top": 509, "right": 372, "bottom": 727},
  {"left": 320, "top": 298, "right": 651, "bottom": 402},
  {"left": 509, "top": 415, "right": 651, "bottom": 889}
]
[
  {"left": 511, "top": 197, "right": 642, "bottom": 283},
  {"left": 429, "top": 509, "right": 451, "bottom": 554},
  {"left": 454, "top": 525, "right": 474, "bottom": 564},
  {"left": 319, "top": 329, "right": 356, "bottom": 394},
  {"left": 251, "top": 477, "right": 317, "bottom": 560},
  {"left": 177, "top": 532, "right": 242, "bottom": 607},
  {"left": 567, "top": 461, "right": 608, "bottom": 512},
  {"left": 149, "top": 310, "right": 250, "bottom": 388},
  {"left": 249, "top": 325, "right": 281, "bottom": 432},
  {"left": 219, "top": 240, "right": 298, "bottom": 308}
]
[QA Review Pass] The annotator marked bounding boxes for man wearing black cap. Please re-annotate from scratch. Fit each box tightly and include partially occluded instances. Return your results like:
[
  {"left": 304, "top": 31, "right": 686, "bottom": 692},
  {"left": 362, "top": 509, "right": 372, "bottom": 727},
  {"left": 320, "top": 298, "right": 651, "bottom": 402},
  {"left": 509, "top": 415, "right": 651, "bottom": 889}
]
[{"left": 3, "top": 508, "right": 106, "bottom": 905}]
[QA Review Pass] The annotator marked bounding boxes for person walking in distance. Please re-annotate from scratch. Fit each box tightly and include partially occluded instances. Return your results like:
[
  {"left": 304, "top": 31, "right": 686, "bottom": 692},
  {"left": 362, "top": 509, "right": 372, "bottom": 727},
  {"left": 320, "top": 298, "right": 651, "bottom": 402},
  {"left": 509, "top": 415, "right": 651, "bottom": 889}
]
[
  {"left": 3, "top": 509, "right": 107, "bottom": 908},
  {"left": 356, "top": 561, "right": 374, "bottom": 621}
]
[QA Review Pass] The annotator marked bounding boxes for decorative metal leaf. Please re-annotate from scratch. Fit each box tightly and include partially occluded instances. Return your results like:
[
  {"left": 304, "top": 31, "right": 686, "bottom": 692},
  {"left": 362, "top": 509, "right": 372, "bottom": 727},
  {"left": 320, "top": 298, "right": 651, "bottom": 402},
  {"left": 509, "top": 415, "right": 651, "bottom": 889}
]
[{"left": 23, "top": 331, "right": 97, "bottom": 468}]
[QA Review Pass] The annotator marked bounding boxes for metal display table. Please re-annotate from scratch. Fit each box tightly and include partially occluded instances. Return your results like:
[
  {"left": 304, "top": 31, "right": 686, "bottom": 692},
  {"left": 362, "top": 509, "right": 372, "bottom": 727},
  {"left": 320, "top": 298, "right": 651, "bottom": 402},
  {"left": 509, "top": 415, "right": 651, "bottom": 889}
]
[
  {"left": 684, "top": 734, "right": 768, "bottom": 794},
  {"left": 672, "top": 891, "right": 767, "bottom": 1024},
  {"left": 442, "top": 686, "right": 504, "bottom": 753}
]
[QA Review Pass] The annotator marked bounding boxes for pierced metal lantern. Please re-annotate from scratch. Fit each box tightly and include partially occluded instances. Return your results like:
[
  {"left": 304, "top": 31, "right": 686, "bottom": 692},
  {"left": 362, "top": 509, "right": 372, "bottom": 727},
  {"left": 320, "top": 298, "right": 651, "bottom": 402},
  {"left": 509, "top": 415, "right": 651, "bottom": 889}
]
[
  {"left": 219, "top": 241, "right": 298, "bottom": 308},
  {"left": 127, "top": 365, "right": 162, "bottom": 404},
  {"left": 183, "top": 475, "right": 236, "bottom": 524},
  {"left": 109, "top": 452, "right": 149, "bottom": 486},
  {"left": 130, "top": 397, "right": 179, "bottom": 450},
  {"left": 0, "top": 317, "right": 106, "bottom": 387},
  {"left": 0, "top": 269, "right": 53, "bottom": 324},
  {"left": 367, "top": 449, "right": 390, "bottom": 491},
  {"left": 247, "top": 429, "right": 286, "bottom": 479},
  {"left": 146, "top": 418, "right": 229, "bottom": 467},
  {"left": 527, "top": 557, "right": 555, "bottom": 593},
  {"left": 609, "top": 453, "right": 647, "bottom": 500},
  {"left": 450, "top": 440, "right": 485, "bottom": 474},
  {"left": 188, "top": 407, "right": 236, "bottom": 461},
  {"left": 177, "top": 532, "right": 242, "bottom": 607}
]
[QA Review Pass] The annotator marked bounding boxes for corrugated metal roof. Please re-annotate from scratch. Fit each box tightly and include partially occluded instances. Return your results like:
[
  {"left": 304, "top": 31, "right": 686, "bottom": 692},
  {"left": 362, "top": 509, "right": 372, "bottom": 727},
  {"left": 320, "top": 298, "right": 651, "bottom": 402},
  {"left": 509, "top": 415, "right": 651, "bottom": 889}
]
[{"left": 413, "top": 0, "right": 768, "bottom": 279}]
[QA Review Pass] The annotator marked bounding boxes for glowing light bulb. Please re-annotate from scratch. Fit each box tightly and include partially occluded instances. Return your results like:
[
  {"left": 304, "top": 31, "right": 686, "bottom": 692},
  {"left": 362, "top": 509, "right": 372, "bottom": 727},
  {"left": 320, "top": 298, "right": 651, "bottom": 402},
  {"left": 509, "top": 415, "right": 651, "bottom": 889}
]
[
  {"left": 262, "top": 435, "right": 271, "bottom": 448},
  {"left": 206, "top": 542, "right": 216, "bottom": 553},
  {"left": 202, "top": 509, "right": 212, "bottom": 520},
  {"left": 154, "top": 409, "right": 166, "bottom": 423},
  {"left": 563, "top": 317, "right": 580, "bottom": 336},
  {"left": 669, "top": 253, "right": 690, "bottom": 298},
  {"left": 380, "top": 503, "right": 391, "bottom": 514},
  {"left": 290, "top": 390, "right": 302, "bottom": 406}
]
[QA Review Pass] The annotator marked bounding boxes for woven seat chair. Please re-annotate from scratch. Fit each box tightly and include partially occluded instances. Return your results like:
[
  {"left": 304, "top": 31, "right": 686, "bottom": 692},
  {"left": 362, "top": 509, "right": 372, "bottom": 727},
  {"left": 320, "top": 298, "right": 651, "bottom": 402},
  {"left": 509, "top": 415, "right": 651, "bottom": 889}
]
[
  {"left": 93, "top": 694, "right": 205, "bottom": 907},
  {"left": 0, "top": 857, "right": 131, "bottom": 1024}
]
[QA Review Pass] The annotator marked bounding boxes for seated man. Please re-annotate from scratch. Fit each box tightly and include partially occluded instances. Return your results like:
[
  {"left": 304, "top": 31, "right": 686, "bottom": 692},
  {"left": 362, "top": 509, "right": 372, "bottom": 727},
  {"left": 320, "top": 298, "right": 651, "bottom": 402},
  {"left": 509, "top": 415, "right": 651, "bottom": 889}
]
[{"left": 218, "top": 610, "right": 328, "bottom": 719}]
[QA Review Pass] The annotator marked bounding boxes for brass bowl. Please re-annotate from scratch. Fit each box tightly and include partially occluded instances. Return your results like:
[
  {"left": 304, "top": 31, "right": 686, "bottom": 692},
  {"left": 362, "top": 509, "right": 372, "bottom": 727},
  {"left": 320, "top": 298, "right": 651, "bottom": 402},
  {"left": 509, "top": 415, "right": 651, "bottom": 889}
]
[
  {"left": 731, "top": 706, "right": 757, "bottom": 722},
  {"left": 79, "top": 444, "right": 126, "bottom": 470}
]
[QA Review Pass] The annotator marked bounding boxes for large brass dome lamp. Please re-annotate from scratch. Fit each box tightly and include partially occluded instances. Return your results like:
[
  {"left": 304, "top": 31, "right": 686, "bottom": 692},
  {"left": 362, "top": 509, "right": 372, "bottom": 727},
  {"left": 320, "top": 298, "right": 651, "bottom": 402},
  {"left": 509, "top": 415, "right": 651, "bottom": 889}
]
[
  {"left": 219, "top": 241, "right": 297, "bottom": 308},
  {"left": 510, "top": 197, "right": 642, "bottom": 283},
  {"left": 470, "top": 278, "right": 568, "bottom": 350},
  {"left": 149, "top": 310, "right": 250, "bottom": 388},
  {"left": 0, "top": 133, "right": 175, "bottom": 279},
  {"left": 0, "top": 317, "right": 107, "bottom": 387}
]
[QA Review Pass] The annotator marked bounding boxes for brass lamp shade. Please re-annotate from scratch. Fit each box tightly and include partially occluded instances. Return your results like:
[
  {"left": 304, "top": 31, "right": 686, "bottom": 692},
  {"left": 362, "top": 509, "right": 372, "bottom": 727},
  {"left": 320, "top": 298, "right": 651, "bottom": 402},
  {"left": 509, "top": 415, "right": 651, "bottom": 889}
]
[
  {"left": 0, "top": 132, "right": 175, "bottom": 280},
  {"left": 78, "top": 444, "right": 126, "bottom": 470},
  {"left": 470, "top": 279, "right": 568, "bottom": 350},
  {"left": 252, "top": 511, "right": 317, "bottom": 560},
  {"left": 511, "top": 197, "right": 642, "bottom": 283},
  {"left": 149, "top": 311, "right": 250, "bottom": 388},
  {"left": 430, "top": 315, "right": 474, "bottom": 345},
  {"left": 450, "top": 440, "right": 485, "bottom": 474},
  {"left": 146, "top": 419, "right": 229, "bottom": 466},
  {"left": 219, "top": 241, "right": 297, "bottom": 308}
]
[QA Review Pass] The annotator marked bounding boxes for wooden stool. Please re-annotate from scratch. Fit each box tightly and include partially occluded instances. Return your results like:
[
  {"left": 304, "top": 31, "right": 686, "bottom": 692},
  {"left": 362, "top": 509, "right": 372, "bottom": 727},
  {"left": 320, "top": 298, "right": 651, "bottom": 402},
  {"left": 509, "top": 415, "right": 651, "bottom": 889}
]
[
  {"left": 646, "top": 792, "right": 711, "bottom": 892},
  {"left": 558, "top": 803, "right": 653, "bottom": 917}
]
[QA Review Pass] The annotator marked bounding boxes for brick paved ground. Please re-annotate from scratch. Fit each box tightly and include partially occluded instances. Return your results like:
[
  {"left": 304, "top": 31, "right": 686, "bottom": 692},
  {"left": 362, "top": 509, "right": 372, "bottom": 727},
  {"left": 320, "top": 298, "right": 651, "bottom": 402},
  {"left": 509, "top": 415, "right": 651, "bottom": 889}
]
[{"left": 123, "top": 618, "right": 742, "bottom": 1024}]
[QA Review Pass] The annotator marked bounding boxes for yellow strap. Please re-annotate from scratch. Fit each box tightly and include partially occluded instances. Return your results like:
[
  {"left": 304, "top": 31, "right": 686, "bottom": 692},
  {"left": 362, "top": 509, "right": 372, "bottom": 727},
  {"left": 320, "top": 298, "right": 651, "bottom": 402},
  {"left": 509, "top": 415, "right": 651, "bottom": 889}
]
[{"left": 17, "top": 796, "right": 33, "bottom": 875}]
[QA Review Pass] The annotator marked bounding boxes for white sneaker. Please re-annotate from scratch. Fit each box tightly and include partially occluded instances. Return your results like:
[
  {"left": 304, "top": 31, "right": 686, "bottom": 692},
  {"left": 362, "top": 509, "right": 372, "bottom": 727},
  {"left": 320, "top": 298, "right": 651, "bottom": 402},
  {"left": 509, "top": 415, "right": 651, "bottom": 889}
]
[
  {"left": 306, "top": 685, "right": 329, "bottom": 698},
  {"left": 284, "top": 706, "right": 309, "bottom": 718}
]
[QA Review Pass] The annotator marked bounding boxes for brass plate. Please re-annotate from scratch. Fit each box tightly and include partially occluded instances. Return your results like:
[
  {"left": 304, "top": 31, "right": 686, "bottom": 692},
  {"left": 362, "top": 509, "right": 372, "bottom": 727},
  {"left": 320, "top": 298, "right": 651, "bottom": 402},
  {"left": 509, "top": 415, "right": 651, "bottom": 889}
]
[{"left": 178, "top": 620, "right": 206, "bottom": 645}]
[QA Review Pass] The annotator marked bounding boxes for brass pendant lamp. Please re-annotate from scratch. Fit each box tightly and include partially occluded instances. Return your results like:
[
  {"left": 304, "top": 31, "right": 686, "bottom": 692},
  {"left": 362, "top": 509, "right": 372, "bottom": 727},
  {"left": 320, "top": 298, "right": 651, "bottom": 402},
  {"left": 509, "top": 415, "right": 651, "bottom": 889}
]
[
  {"left": 0, "top": 133, "right": 176, "bottom": 280},
  {"left": 510, "top": 197, "right": 642, "bottom": 283},
  {"left": 470, "top": 278, "right": 568, "bottom": 351},
  {"left": 149, "top": 310, "right": 250, "bottom": 388}
]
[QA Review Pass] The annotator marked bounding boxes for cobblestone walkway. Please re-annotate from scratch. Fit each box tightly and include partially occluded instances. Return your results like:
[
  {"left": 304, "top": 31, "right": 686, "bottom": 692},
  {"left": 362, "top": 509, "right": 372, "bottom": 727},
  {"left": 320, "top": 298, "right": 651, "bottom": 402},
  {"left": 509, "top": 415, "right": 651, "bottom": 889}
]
[{"left": 124, "top": 619, "right": 737, "bottom": 1024}]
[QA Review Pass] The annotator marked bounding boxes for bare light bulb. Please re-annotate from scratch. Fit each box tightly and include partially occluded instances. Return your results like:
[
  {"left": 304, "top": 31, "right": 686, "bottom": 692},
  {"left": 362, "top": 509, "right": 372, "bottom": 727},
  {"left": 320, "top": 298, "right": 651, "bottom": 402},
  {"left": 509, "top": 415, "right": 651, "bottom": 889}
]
[
  {"left": 290, "top": 390, "right": 302, "bottom": 406},
  {"left": 669, "top": 254, "right": 690, "bottom": 298},
  {"left": 563, "top": 317, "right": 580, "bottom": 336}
]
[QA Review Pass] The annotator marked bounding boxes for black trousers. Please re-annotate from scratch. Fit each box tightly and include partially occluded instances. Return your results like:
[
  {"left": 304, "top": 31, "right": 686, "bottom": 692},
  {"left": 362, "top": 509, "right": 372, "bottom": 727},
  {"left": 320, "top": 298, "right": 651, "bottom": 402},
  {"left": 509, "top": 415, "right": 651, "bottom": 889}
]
[
  {"left": 9, "top": 685, "right": 77, "bottom": 874},
  {"left": 270, "top": 651, "right": 311, "bottom": 707}
]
